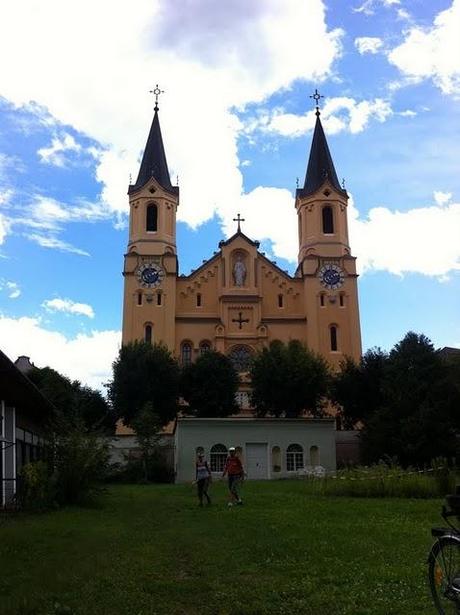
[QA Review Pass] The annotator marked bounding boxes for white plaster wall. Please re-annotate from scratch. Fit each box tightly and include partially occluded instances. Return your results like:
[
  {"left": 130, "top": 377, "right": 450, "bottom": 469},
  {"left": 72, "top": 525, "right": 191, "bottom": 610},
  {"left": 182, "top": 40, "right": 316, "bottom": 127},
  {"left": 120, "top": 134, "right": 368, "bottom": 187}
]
[{"left": 175, "top": 418, "right": 336, "bottom": 483}]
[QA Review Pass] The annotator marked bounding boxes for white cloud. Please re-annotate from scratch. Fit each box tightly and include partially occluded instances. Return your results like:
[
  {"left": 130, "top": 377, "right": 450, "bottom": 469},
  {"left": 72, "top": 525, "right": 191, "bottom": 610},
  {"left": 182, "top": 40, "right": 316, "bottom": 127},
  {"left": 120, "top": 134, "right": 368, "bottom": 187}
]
[
  {"left": 0, "top": 189, "right": 14, "bottom": 207},
  {"left": 353, "top": 0, "right": 400, "bottom": 15},
  {"left": 223, "top": 186, "right": 298, "bottom": 262},
  {"left": 388, "top": 0, "right": 460, "bottom": 95},
  {"left": 42, "top": 297, "right": 95, "bottom": 318},
  {"left": 250, "top": 96, "right": 393, "bottom": 138},
  {"left": 355, "top": 37, "right": 383, "bottom": 55},
  {"left": 434, "top": 191, "right": 452, "bottom": 207},
  {"left": 0, "top": 0, "right": 343, "bottom": 234},
  {"left": 38, "top": 132, "right": 82, "bottom": 167},
  {"left": 29, "top": 195, "right": 109, "bottom": 226},
  {"left": 348, "top": 194, "right": 460, "bottom": 277},
  {"left": 0, "top": 280, "right": 21, "bottom": 299},
  {"left": 10, "top": 196, "right": 110, "bottom": 254},
  {"left": 0, "top": 316, "right": 120, "bottom": 391},
  {"left": 6, "top": 281, "right": 20, "bottom": 299},
  {"left": 398, "top": 109, "right": 417, "bottom": 117},
  {"left": 26, "top": 233, "right": 90, "bottom": 256},
  {"left": 0, "top": 213, "right": 10, "bottom": 244},
  {"left": 396, "top": 8, "right": 411, "bottom": 21},
  {"left": 221, "top": 189, "right": 460, "bottom": 280}
]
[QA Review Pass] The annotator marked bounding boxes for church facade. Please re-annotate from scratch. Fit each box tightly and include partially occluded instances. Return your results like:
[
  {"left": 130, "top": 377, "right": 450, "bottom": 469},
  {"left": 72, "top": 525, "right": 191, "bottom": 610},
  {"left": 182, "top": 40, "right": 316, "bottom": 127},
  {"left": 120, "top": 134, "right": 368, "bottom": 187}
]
[{"left": 121, "top": 99, "right": 362, "bottom": 386}]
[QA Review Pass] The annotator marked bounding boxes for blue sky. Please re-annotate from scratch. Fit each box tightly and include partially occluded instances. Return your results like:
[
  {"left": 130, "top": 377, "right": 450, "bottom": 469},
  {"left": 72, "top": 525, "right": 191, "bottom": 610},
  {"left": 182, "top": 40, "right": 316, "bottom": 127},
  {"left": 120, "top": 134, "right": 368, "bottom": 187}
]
[{"left": 0, "top": 0, "right": 459, "bottom": 390}]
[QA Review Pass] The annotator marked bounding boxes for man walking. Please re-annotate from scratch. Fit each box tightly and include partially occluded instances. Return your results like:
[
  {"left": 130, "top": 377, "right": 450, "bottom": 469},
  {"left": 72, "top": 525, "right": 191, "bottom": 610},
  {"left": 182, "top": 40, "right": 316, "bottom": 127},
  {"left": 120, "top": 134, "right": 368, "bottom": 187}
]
[{"left": 222, "top": 446, "right": 244, "bottom": 507}]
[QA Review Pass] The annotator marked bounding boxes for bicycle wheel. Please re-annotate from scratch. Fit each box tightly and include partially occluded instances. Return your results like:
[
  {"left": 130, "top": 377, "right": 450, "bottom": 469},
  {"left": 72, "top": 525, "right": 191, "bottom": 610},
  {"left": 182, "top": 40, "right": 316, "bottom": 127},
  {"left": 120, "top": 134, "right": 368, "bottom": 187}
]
[{"left": 429, "top": 535, "right": 460, "bottom": 614}]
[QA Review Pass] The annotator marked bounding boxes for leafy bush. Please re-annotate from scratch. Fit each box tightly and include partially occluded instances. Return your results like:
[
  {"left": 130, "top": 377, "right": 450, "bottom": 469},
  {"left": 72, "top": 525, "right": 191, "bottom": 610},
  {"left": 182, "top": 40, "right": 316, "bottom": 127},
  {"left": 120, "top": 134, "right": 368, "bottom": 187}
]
[
  {"left": 109, "top": 452, "right": 174, "bottom": 484},
  {"left": 50, "top": 428, "right": 110, "bottom": 506},
  {"left": 304, "top": 459, "right": 457, "bottom": 499},
  {"left": 17, "top": 461, "right": 55, "bottom": 511}
]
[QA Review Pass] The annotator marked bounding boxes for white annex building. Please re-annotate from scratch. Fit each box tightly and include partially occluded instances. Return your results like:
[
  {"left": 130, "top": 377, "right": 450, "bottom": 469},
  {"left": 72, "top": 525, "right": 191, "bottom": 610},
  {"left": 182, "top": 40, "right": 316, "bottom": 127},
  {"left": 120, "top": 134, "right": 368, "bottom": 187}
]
[{"left": 174, "top": 417, "right": 336, "bottom": 482}]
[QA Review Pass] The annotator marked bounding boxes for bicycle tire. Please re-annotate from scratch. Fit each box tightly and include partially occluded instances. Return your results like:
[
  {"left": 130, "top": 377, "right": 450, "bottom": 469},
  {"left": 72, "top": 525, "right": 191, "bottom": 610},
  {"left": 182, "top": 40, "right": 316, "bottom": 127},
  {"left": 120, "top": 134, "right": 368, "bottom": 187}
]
[{"left": 429, "top": 535, "right": 460, "bottom": 614}]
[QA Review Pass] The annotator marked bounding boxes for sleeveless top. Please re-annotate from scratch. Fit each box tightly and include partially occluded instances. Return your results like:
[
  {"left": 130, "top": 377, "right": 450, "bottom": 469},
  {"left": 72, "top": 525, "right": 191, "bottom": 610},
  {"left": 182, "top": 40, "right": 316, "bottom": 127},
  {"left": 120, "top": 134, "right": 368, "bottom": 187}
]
[{"left": 196, "top": 460, "right": 210, "bottom": 480}]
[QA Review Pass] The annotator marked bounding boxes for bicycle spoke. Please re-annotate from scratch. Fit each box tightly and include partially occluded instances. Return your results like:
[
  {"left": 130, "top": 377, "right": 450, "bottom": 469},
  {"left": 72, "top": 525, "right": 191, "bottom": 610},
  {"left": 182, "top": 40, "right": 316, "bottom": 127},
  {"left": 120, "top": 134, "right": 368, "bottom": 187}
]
[{"left": 431, "top": 538, "right": 460, "bottom": 614}]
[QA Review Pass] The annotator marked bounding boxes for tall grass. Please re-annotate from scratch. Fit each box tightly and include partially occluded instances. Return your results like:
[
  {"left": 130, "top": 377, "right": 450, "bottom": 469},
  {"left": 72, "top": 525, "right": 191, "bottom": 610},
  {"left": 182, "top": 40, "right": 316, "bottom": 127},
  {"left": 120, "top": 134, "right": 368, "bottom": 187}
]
[{"left": 305, "top": 458, "right": 457, "bottom": 498}]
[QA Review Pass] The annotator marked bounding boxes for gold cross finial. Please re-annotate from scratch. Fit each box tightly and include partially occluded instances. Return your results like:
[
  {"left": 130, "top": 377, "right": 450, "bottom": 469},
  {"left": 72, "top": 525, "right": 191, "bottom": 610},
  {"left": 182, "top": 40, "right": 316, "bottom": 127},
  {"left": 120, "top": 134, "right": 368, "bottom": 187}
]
[
  {"left": 233, "top": 213, "right": 245, "bottom": 233},
  {"left": 310, "top": 88, "right": 324, "bottom": 116},
  {"left": 150, "top": 84, "right": 164, "bottom": 111}
]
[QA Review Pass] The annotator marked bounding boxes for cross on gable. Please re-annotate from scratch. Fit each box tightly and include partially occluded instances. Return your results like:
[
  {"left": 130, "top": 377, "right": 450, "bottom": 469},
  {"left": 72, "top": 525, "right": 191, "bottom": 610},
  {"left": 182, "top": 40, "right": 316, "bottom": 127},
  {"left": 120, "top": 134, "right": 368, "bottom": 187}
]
[
  {"left": 233, "top": 213, "right": 245, "bottom": 233},
  {"left": 232, "top": 311, "right": 250, "bottom": 329}
]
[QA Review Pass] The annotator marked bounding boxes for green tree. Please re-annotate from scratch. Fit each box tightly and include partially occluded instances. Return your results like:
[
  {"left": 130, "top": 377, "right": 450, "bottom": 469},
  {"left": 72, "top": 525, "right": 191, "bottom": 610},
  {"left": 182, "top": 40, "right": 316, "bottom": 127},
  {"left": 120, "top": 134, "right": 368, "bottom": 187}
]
[
  {"left": 181, "top": 350, "right": 239, "bottom": 417},
  {"left": 361, "top": 332, "right": 460, "bottom": 466},
  {"left": 108, "top": 341, "right": 180, "bottom": 426},
  {"left": 27, "top": 366, "right": 115, "bottom": 433},
  {"left": 249, "top": 340, "right": 330, "bottom": 418},
  {"left": 331, "top": 348, "right": 388, "bottom": 429},
  {"left": 130, "top": 402, "right": 162, "bottom": 481}
]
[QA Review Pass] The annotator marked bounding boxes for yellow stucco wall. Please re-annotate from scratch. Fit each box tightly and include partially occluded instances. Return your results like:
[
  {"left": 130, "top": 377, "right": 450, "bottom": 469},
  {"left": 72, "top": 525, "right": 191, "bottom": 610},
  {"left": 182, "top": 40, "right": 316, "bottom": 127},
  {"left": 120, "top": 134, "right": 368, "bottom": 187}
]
[{"left": 122, "top": 177, "right": 362, "bottom": 372}]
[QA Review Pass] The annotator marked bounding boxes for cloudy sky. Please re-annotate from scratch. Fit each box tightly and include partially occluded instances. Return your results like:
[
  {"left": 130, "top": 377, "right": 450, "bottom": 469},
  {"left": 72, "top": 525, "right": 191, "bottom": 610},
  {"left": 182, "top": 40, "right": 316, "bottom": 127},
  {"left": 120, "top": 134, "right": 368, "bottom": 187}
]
[{"left": 0, "top": 0, "right": 459, "bottom": 391}]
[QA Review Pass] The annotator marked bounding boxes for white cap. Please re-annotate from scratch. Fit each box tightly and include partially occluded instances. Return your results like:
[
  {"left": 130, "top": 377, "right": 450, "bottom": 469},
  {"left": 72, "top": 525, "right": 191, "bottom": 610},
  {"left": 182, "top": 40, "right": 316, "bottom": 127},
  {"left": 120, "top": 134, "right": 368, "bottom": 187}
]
[{"left": 229, "top": 446, "right": 236, "bottom": 451}]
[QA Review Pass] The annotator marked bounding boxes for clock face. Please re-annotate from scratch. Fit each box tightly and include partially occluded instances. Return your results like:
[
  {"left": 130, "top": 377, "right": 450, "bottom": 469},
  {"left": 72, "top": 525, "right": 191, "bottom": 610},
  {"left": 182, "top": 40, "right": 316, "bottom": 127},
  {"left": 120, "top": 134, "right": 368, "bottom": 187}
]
[
  {"left": 136, "top": 263, "right": 165, "bottom": 288},
  {"left": 318, "top": 264, "right": 344, "bottom": 290}
]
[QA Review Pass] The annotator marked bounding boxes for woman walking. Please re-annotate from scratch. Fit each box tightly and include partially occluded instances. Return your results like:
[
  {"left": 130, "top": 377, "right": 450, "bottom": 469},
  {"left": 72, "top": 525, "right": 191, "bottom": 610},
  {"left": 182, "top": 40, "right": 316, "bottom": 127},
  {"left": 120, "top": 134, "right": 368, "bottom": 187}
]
[
  {"left": 222, "top": 446, "right": 244, "bottom": 507},
  {"left": 195, "top": 452, "right": 211, "bottom": 507}
]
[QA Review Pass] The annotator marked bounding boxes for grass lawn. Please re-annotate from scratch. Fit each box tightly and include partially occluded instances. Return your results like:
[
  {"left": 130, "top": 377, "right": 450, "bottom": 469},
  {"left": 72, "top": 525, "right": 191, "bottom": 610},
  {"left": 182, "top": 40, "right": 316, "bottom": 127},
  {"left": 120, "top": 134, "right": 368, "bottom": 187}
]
[{"left": 1, "top": 481, "right": 442, "bottom": 615}]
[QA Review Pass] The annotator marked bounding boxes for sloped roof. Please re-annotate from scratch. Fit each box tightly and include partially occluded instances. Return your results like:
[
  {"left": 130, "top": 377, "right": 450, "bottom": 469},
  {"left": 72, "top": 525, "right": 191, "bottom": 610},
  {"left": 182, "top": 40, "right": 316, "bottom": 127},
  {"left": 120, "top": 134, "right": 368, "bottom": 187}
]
[
  {"left": 298, "top": 112, "right": 347, "bottom": 198},
  {"left": 0, "top": 349, "right": 55, "bottom": 418},
  {"left": 128, "top": 109, "right": 178, "bottom": 196}
]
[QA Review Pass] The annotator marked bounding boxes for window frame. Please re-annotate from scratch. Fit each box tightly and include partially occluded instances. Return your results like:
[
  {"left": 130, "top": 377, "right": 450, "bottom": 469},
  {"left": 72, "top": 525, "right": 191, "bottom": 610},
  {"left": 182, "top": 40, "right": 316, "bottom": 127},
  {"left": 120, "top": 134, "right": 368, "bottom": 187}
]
[
  {"left": 286, "top": 444, "right": 304, "bottom": 472},
  {"left": 146, "top": 203, "right": 158, "bottom": 232},
  {"left": 181, "top": 341, "right": 193, "bottom": 366},
  {"left": 144, "top": 324, "right": 153, "bottom": 344},
  {"left": 322, "top": 205, "right": 334, "bottom": 234},
  {"left": 210, "top": 444, "right": 228, "bottom": 473},
  {"left": 330, "top": 325, "right": 338, "bottom": 351}
]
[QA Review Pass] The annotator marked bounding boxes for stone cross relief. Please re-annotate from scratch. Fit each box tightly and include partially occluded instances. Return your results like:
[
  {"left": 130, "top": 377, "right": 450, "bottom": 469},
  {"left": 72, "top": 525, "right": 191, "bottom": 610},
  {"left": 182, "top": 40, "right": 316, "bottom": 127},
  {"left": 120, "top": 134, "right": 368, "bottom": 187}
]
[{"left": 233, "top": 255, "right": 247, "bottom": 287}]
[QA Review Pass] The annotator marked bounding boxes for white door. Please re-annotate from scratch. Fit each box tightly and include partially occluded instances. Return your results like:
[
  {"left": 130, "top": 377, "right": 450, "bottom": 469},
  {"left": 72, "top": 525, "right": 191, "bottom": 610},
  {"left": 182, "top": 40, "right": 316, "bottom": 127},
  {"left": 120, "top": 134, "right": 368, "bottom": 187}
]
[{"left": 246, "top": 443, "right": 268, "bottom": 479}]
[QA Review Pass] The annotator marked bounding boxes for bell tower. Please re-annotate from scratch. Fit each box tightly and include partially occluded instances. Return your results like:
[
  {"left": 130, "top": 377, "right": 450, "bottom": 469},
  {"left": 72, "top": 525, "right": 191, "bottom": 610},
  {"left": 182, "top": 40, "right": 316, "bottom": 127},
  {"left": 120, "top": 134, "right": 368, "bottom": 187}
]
[
  {"left": 122, "top": 87, "right": 179, "bottom": 349},
  {"left": 296, "top": 91, "right": 361, "bottom": 366}
]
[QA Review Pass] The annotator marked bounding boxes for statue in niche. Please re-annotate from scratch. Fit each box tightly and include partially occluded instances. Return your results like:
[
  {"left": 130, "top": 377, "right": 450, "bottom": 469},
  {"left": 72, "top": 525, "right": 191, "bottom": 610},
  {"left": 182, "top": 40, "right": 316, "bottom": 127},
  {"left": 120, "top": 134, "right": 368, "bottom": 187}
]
[{"left": 233, "top": 254, "right": 247, "bottom": 287}]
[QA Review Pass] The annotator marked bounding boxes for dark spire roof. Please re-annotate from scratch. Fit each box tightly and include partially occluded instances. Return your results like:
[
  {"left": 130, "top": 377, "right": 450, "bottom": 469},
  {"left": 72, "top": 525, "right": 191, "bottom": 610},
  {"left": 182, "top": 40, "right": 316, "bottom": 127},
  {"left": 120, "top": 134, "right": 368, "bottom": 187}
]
[
  {"left": 298, "top": 111, "right": 346, "bottom": 198},
  {"left": 129, "top": 108, "right": 178, "bottom": 196}
]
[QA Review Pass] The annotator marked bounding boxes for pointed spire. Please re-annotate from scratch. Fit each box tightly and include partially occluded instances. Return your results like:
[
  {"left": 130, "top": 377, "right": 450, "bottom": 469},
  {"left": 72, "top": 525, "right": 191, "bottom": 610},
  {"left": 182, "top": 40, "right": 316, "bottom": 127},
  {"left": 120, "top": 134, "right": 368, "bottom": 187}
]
[
  {"left": 298, "top": 91, "right": 346, "bottom": 197},
  {"left": 129, "top": 95, "right": 177, "bottom": 195}
]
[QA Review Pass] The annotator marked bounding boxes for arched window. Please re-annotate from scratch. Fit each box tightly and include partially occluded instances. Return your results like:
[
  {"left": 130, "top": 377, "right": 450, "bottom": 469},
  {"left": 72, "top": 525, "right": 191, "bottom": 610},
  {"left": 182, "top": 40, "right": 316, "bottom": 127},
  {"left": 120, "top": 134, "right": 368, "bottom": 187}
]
[
  {"left": 339, "top": 293, "right": 345, "bottom": 307},
  {"left": 181, "top": 342, "right": 192, "bottom": 366},
  {"left": 330, "top": 325, "right": 338, "bottom": 351},
  {"left": 286, "top": 444, "right": 304, "bottom": 472},
  {"left": 144, "top": 324, "right": 152, "bottom": 344},
  {"left": 137, "top": 292, "right": 142, "bottom": 306},
  {"left": 228, "top": 345, "right": 253, "bottom": 372},
  {"left": 310, "top": 445, "right": 320, "bottom": 466},
  {"left": 157, "top": 293, "right": 162, "bottom": 306},
  {"left": 278, "top": 294, "right": 284, "bottom": 308},
  {"left": 210, "top": 444, "right": 227, "bottom": 472},
  {"left": 196, "top": 293, "right": 202, "bottom": 307},
  {"left": 322, "top": 205, "right": 334, "bottom": 234},
  {"left": 199, "top": 341, "right": 211, "bottom": 355},
  {"left": 272, "top": 446, "right": 281, "bottom": 472},
  {"left": 146, "top": 203, "right": 158, "bottom": 232},
  {"left": 320, "top": 293, "right": 325, "bottom": 307}
]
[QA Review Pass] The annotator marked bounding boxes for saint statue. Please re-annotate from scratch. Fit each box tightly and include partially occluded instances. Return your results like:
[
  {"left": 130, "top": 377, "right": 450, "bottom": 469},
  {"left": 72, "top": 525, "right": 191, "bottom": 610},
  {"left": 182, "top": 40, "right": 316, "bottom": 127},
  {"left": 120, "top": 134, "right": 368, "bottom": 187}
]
[{"left": 233, "top": 255, "right": 246, "bottom": 287}]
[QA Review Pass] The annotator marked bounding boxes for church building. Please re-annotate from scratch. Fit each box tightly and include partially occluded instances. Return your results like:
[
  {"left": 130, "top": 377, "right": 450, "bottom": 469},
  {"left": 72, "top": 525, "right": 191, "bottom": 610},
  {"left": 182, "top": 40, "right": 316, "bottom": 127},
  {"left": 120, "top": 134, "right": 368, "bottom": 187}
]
[{"left": 119, "top": 91, "right": 362, "bottom": 480}]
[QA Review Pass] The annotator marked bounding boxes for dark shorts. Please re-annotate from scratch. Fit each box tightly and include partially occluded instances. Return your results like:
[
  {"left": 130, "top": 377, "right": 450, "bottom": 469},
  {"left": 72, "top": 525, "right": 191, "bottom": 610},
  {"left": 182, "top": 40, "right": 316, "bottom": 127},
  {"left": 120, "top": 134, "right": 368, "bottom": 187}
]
[{"left": 228, "top": 474, "right": 242, "bottom": 494}]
